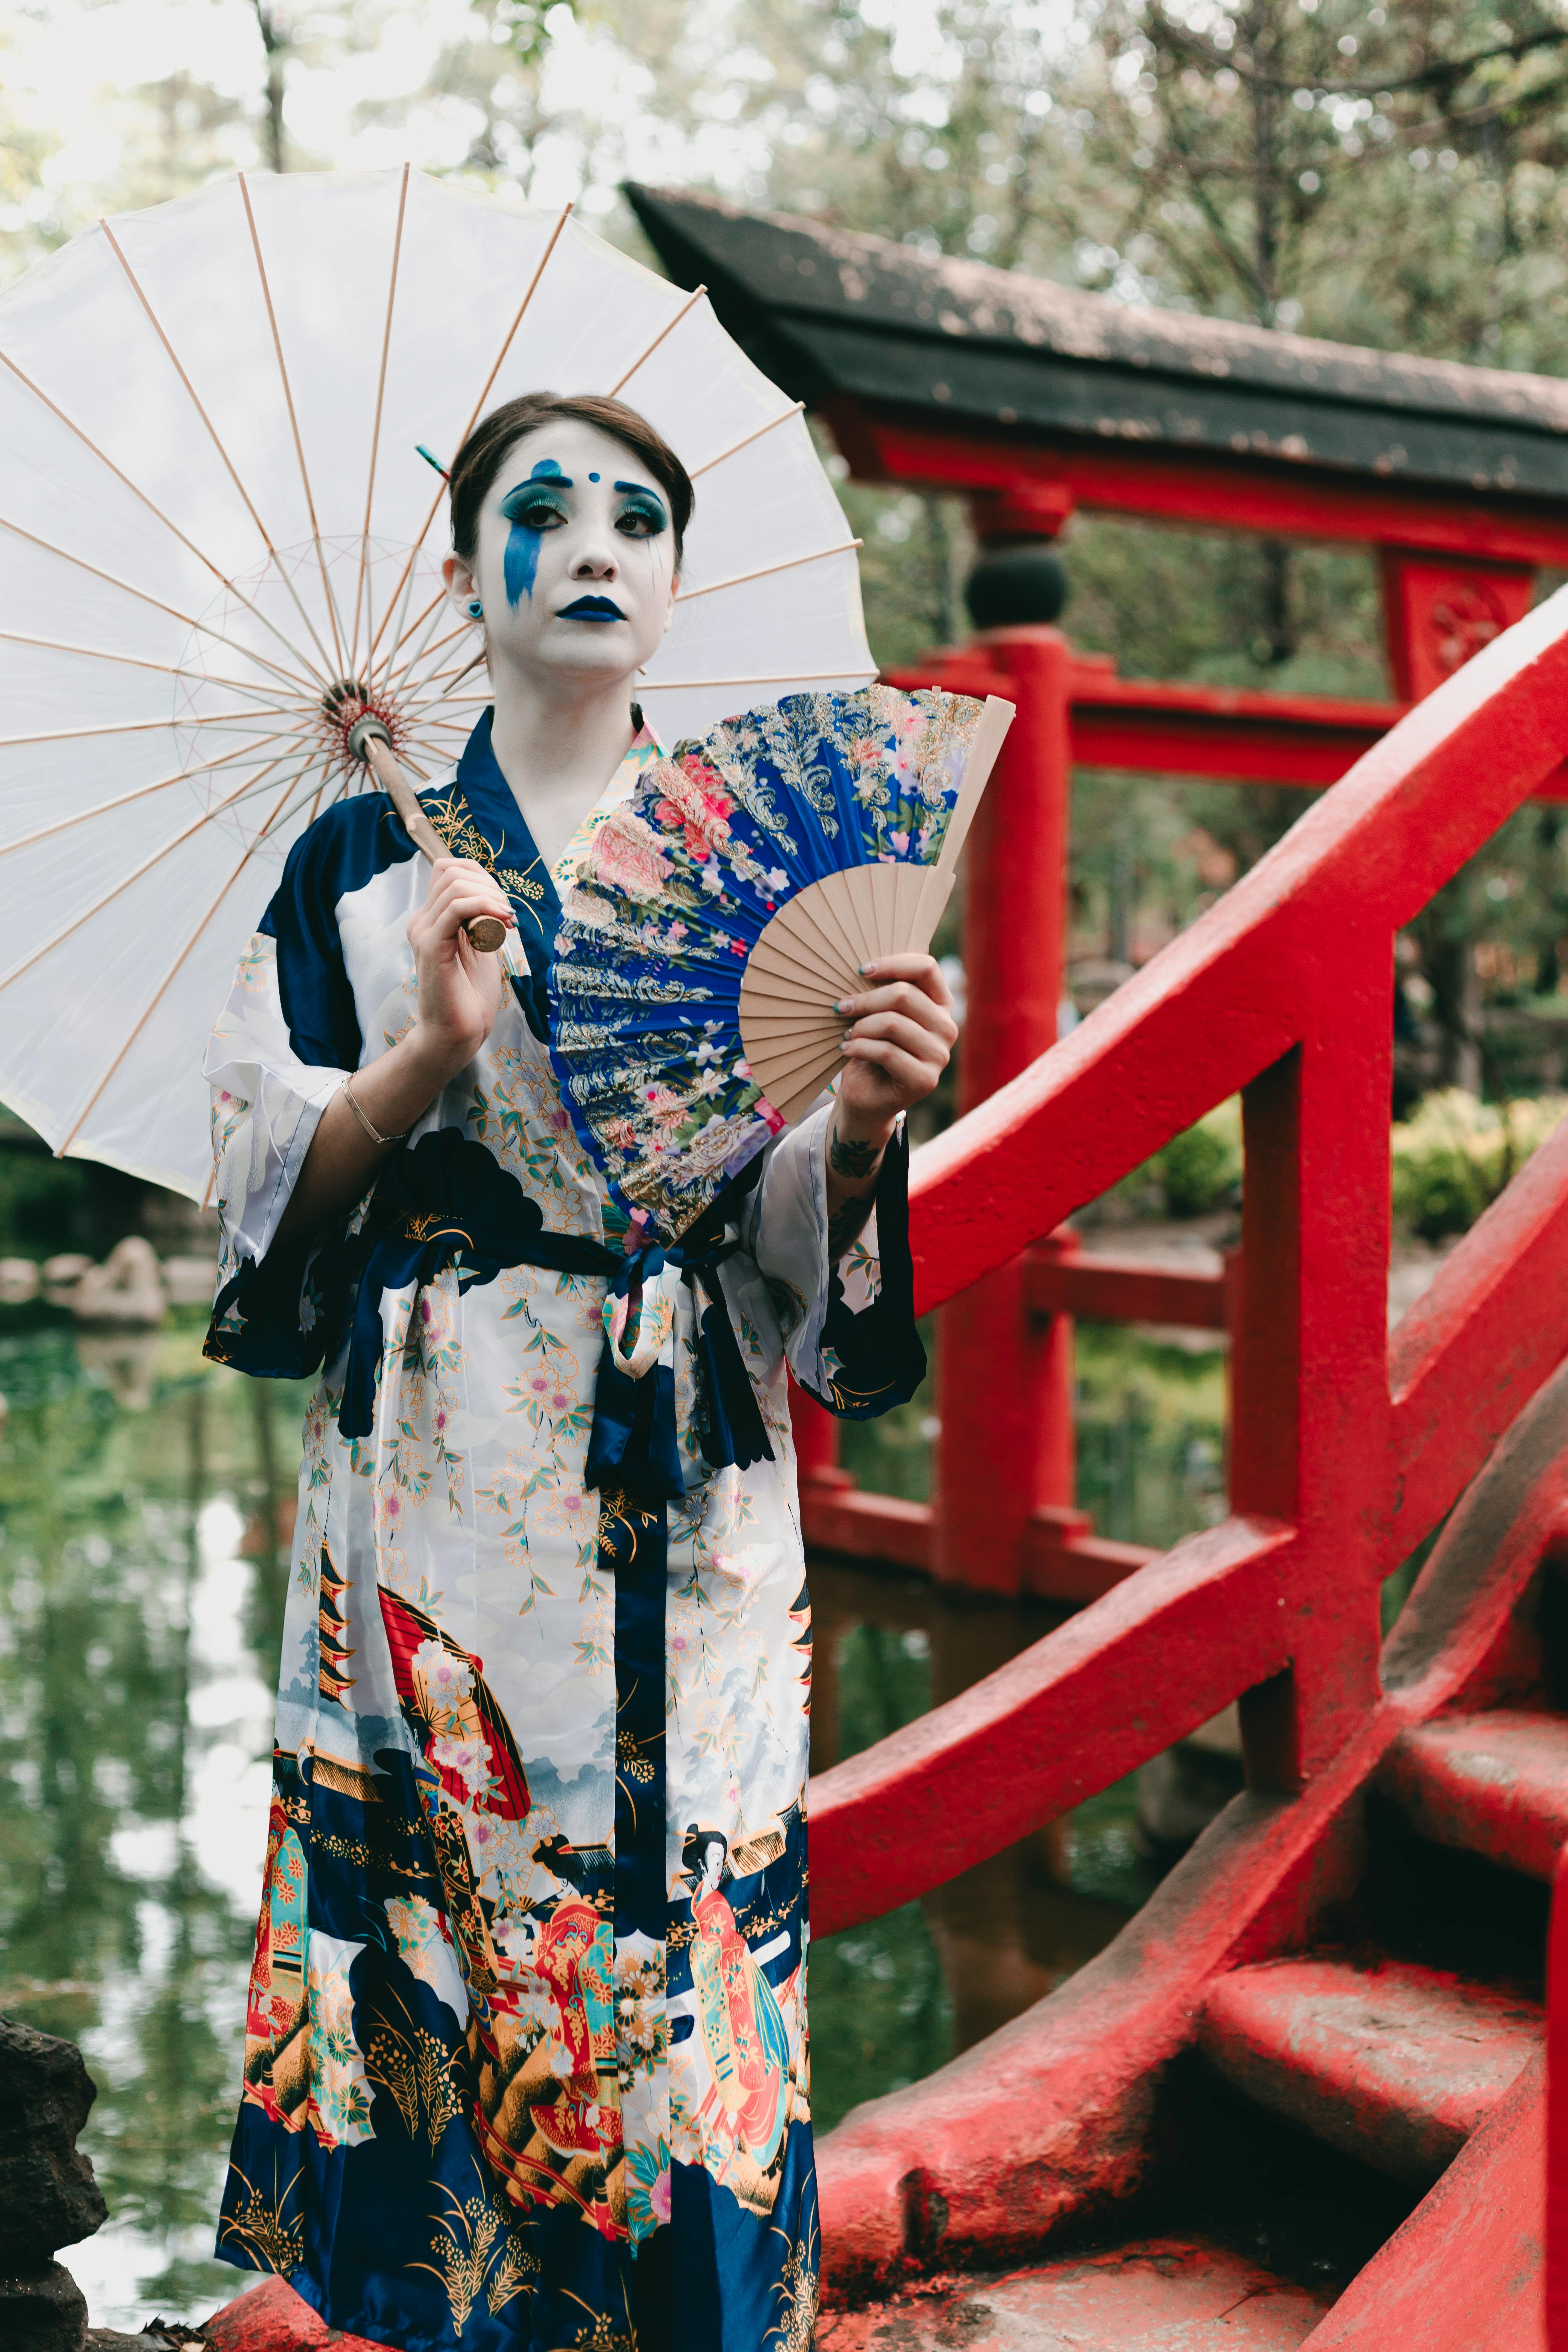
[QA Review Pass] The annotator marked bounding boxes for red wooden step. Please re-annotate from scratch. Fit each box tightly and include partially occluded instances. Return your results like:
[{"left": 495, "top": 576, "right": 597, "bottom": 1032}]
[
  {"left": 1199, "top": 1955, "right": 1542, "bottom": 2182},
  {"left": 205, "top": 2251, "right": 1329, "bottom": 2352},
  {"left": 1375, "top": 1709, "right": 1568, "bottom": 1882},
  {"left": 200, "top": 2277, "right": 391, "bottom": 2351},
  {"left": 815, "top": 2236, "right": 1334, "bottom": 2349}
]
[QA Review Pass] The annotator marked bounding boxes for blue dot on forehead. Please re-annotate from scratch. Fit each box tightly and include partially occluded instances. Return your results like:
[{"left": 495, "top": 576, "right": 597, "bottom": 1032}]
[{"left": 589, "top": 472, "right": 600, "bottom": 482}]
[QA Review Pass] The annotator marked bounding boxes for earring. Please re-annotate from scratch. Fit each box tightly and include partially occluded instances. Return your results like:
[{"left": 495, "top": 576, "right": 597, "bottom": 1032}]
[{"left": 467, "top": 598, "right": 483, "bottom": 619}]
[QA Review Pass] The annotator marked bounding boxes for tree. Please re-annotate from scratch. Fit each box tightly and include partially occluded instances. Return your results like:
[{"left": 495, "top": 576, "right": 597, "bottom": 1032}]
[{"left": 250, "top": 1, "right": 290, "bottom": 173}]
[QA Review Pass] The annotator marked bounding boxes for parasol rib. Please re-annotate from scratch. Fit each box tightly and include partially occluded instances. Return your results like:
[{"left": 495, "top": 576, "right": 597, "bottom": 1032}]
[
  {"left": 386, "top": 633, "right": 485, "bottom": 716},
  {"left": 301, "top": 759, "right": 348, "bottom": 830},
  {"left": 0, "top": 511, "right": 317, "bottom": 700},
  {"left": 352, "top": 162, "right": 411, "bottom": 672},
  {"left": 0, "top": 627, "right": 301, "bottom": 706},
  {"left": 97, "top": 217, "right": 340, "bottom": 686},
  {"left": 0, "top": 724, "right": 314, "bottom": 861},
  {"left": 0, "top": 346, "right": 331, "bottom": 691},
  {"left": 238, "top": 175, "right": 349, "bottom": 677},
  {"left": 403, "top": 648, "right": 489, "bottom": 705},
  {"left": 175, "top": 709, "right": 323, "bottom": 733},
  {"left": 368, "top": 562, "right": 435, "bottom": 701},
  {"left": 0, "top": 744, "right": 312, "bottom": 999},
  {"left": 605, "top": 285, "right": 707, "bottom": 397},
  {"left": 388, "top": 617, "right": 469, "bottom": 691},
  {"left": 57, "top": 754, "right": 319, "bottom": 1154},
  {"left": 688, "top": 403, "right": 806, "bottom": 479},
  {"left": 0, "top": 706, "right": 317, "bottom": 749},
  {"left": 381, "top": 594, "right": 464, "bottom": 698},
  {"left": 366, "top": 201, "right": 574, "bottom": 677},
  {"left": 674, "top": 541, "right": 863, "bottom": 605}
]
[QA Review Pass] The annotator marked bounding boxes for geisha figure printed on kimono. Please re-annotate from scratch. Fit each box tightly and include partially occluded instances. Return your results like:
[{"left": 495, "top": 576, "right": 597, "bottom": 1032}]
[{"left": 201, "top": 392, "right": 950, "bottom": 2352}]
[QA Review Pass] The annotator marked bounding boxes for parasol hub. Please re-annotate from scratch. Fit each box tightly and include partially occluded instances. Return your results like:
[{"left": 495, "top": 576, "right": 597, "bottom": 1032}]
[
  {"left": 318, "top": 679, "right": 406, "bottom": 772},
  {"left": 343, "top": 707, "right": 394, "bottom": 764}
]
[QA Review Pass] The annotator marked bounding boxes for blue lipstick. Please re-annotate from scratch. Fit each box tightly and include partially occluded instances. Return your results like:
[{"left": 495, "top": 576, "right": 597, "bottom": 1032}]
[{"left": 560, "top": 594, "right": 626, "bottom": 622}]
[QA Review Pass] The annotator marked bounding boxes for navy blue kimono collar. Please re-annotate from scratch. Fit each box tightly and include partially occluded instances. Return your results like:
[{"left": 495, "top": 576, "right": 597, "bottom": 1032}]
[
  {"left": 434, "top": 704, "right": 564, "bottom": 945},
  {"left": 421, "top": 707, "right": 564, "bottom": 1037}
]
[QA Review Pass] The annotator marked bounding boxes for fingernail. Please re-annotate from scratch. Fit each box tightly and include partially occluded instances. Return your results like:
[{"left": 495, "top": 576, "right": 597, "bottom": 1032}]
[
  {"left": 841, "top": 1032, "right": 855, "bottom": 1048},
  {"left": 860, "top": 962, "right": 877, "bottom": 976},
  {"left": 834, "top": 997, "right": 850, "bottom": 1013}
]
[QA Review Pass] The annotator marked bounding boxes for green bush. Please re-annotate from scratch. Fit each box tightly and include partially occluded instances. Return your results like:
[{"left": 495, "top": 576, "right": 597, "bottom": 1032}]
[
  {"left": 1153, "top": 1098, "right": 1243, "bottom": 1216},
  {"left": 1100, "top": 1087, "right": 1567, "bottom": 1236},
  {"left": 1391, "top": 1089, "right": 1566, "bottom": 1240}
]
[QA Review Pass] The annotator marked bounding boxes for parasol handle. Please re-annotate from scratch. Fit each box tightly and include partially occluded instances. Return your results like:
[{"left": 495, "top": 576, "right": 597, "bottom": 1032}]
[{"left": 348, "top": 716, "right": 507, "bottom": 955}]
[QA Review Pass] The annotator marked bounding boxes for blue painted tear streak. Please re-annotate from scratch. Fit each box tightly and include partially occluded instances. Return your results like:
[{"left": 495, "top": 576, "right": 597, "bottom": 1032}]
[
  {"left": 502, "top": 458, "right": 571, "bottom": 607},
  {"left": 504, "top": 519, "right": 541, "bottom": 606}
]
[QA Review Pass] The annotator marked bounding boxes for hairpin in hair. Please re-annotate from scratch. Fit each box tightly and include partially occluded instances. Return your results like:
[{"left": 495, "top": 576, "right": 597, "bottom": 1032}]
[{"left": 415, "top": 444, "right": 450, "bottom": 480}]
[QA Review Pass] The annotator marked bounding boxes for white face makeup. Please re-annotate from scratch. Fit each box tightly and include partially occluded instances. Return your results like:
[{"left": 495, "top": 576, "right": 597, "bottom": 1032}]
[{"left": 444, "top": 418, "right": 679, "bottom": 689}]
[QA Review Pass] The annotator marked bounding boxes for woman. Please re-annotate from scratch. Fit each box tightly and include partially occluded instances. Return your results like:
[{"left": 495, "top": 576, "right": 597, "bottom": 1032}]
[{"left": 204, "top": 390, "right": 955, "bottom": 2352}]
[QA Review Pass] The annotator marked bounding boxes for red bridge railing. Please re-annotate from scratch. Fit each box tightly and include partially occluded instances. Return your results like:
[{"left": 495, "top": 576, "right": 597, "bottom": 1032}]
[{"left": 805, "top": 593, "right": 1568, "bottom": 1948}]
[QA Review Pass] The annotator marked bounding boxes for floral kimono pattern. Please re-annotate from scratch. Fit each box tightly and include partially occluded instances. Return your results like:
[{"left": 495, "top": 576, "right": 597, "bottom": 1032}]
[{"left": 204, "top": 709, "right": 923, "bottom": 2352}]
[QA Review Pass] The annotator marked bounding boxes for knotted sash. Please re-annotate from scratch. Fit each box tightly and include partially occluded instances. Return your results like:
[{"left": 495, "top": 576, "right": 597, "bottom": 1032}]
[{"left": 334, "top": 1127, "right": 773, "bottom": 1496}]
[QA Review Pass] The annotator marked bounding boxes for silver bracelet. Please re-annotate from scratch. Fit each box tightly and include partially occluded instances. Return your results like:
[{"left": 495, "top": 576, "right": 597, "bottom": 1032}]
[{"left": 341, "top": 1076, "right": 409, "bottom": 1150}]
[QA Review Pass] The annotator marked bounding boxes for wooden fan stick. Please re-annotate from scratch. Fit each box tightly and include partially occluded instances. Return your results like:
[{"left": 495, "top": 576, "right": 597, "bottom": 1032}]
[
  {"left": 348, "top": 715, "right": 507, "bottom": 954},
  {"left": 910, "top": 694, "right": 1017, "bottom": 951},
  {"left": 737, "top": 693, "right": 1018, "bottom": 1123}
]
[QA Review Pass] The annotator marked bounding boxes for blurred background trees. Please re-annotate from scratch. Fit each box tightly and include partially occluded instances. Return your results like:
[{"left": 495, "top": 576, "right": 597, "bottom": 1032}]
[{"left": 6, "top": 0, "right": 1568, "bottom": 1103}]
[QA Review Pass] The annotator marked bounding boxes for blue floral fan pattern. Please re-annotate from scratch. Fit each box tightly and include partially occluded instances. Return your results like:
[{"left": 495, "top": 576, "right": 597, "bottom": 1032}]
[{"left": 548, "top": 683, "right": 1004, "bottom": 1241}]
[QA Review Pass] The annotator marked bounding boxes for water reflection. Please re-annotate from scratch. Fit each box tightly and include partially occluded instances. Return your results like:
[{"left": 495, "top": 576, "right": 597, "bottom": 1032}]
[
  {"left": 0, "top": 1309, "right": 1226, "bottom": 2329},
  {"left": 834, "top": 1320, "right": 1230, "bottom": 1548},
  {"left": 806, "top": 1562, "right": 1162, "bottom": 2134},
  {"left": 0, "top": 1317, "right": 308, "bottom": 2331}
]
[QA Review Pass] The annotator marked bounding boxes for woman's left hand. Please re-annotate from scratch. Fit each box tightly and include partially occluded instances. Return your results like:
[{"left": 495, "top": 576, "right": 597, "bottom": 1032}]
[{"left": 834, "top": 952, "right": 957, "bottom": 1135}]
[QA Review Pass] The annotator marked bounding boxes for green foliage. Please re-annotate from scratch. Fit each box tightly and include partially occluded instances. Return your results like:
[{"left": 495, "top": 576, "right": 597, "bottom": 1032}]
[
  {"left": 0, "top": 1149, "right": 94, "bottom": 1258},
  {"left": 491, "top": 0, "right": 570, "bottom": 69},
  {"left": 1107, "top": 1089, "right": 1567, "bottom": 1243},
  {"left": 1151, "top": 1098, "right": 1243, "bottom": 1218},
  {"left": 1390, "top": 1087, "right": 1567, "bottom": 1239},
  {"left": 1124, "top": 1098, "right": 1245, "bottom": 1219}
]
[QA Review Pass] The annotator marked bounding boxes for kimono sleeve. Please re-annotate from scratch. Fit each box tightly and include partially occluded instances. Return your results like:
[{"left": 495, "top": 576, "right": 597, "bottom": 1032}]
[
  {"left": 740, "top": 1101, "right": 926, "bottom": 1421},
  {"left": 202, "top": 801, "right": 390, "bottom": 1380}
]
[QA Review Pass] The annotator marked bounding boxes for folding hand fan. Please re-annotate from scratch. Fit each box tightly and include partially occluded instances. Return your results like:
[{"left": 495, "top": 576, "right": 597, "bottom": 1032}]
[{"left": 549, "top": 682, "right": 1014, "bottom": 1241}]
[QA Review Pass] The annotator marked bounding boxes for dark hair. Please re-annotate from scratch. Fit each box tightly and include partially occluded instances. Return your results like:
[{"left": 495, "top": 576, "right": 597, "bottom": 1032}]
[
  {"left": 448, "top": 392, "right": 694, "bottom": 565},
  {"left": 682, "top": 1823, "right": 728, "bottom": 1881}
]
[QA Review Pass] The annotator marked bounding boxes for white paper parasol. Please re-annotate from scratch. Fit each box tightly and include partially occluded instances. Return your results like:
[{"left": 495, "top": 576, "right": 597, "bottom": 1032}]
[{"left": 0, "top": 166, "right": 873, "bottom": 1198}]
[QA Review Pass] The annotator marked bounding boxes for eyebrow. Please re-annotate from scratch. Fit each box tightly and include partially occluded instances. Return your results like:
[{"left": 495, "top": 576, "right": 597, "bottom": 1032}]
[
  {"left": 614, "top": 479, "right": 663, "bottom": 502},
  {"left": 504, "top": 465, "right": 574, "bottom": 494}
]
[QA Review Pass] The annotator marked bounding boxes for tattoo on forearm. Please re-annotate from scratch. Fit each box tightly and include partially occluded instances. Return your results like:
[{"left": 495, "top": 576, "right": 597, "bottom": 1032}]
[
  {"left": 829, "top": 1131, "right": 883, "bottom": 1181},
  {"left": 827, "top": 1195, "right": 875, "bottom": 1265}
]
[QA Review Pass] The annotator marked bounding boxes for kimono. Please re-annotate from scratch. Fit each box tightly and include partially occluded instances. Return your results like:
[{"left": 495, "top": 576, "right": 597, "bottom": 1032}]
[{"left": 202, "top": 708, "right": 923, "bottom": 2352}]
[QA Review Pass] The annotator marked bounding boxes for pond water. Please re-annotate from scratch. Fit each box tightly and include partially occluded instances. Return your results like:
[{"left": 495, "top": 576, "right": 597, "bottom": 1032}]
[{"left": 0, "top": 1309, "right": 1226, "bottom": 2332}]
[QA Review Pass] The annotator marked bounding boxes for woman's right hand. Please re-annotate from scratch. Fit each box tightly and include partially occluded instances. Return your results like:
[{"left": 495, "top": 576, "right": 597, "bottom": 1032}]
[{"left": 405, "top": 857, "right": 515, "bottom": 1086}]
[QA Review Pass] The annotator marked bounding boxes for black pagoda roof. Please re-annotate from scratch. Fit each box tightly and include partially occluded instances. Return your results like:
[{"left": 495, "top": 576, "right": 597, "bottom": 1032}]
[{"left": 625, "top": 184, "right": 1568, "bottom": 506}]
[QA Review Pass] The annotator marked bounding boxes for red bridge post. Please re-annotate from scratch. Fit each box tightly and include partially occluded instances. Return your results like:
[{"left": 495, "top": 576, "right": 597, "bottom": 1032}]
[{"left": 933, "top": 625, "right": 1074, "bottom": 1589}]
